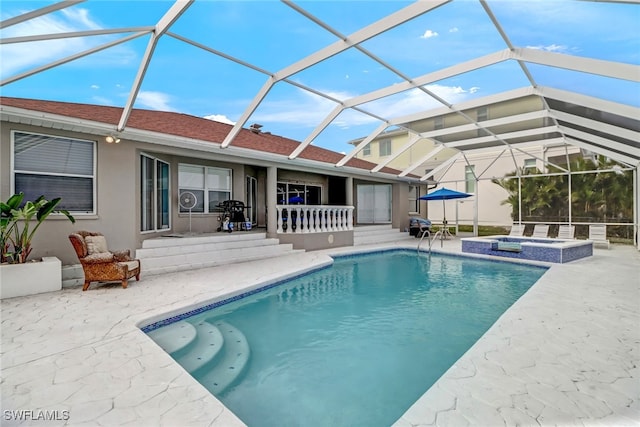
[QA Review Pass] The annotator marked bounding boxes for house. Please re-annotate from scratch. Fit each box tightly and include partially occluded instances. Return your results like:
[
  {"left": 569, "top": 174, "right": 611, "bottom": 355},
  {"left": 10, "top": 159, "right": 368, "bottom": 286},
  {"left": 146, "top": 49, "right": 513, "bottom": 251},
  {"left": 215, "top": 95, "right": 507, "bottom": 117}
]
[{"left": 0, "top": 97, "right": 427, "bottom": 268}]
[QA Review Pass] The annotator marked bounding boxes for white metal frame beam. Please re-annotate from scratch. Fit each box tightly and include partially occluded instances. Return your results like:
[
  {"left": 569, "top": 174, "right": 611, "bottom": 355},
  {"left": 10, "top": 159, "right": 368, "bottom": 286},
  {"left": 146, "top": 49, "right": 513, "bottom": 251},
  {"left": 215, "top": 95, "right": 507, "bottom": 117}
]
[
  {"left": 0, "top": 0, "right": 85, "bottom": 30},
  {"left": 117, "top": 0, "right": 193, "bottom": 131}
]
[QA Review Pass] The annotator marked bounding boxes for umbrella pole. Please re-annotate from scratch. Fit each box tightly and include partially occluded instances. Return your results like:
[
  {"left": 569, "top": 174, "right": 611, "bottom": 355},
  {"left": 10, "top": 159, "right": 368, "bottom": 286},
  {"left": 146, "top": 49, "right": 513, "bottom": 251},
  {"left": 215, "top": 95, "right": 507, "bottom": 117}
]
[{"left": 442, "top": 200, "right": 452, "bottom": 240}]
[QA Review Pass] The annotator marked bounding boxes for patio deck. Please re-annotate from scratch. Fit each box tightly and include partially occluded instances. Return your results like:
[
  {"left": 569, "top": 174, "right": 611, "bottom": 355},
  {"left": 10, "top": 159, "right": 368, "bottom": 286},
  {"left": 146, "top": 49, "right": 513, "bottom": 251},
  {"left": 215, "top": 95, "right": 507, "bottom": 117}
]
[{"left": 1, "top": 236, "right": 638, "bottom": 426}]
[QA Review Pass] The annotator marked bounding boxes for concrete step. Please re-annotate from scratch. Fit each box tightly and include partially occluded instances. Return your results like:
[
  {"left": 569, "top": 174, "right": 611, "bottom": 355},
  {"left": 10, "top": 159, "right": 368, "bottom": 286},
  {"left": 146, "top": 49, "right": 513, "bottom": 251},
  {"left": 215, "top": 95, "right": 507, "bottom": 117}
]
[
  {"left": 141, "top": 245, "right": 303, "bottom": 276},
  {"left": 354, "top": 228, "right": 412, "bottom": 246},
  {"left": 141, "top": 232, "right": 266, "bottom": 249},
  {"left": 353, "top": 224, "right": 393, "bottom": 234},
  {"left": 198, "top": 320, "right": 251, "bottom": 395},
  {"left": 136, "top": 237, "right": 281, "bottom": 258},
  {"left": 136, "top": 232, "right": 304, "bottom": 276}
]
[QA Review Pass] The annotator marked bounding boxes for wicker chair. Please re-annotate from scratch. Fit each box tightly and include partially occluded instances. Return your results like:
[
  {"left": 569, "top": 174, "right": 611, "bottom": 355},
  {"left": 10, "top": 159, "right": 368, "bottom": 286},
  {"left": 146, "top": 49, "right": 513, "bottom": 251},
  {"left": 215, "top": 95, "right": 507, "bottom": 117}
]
[{"left": 68, "top": 231, "right": 141, "bottom": 291}]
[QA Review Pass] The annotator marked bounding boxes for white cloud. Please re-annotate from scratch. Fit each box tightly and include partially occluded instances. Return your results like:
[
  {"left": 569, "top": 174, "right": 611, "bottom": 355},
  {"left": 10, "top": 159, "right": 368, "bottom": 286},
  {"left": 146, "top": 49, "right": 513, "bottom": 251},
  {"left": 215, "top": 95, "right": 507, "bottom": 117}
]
[
  {"left": 251, "top": 83, "right": 479, "bottom": 131},
  {"left": 449, "top": 27, "right": 459, "bottom": 33},
  {"left": 251, "top": 89, "right": 345, "bottom": 127},
  {"left": 136, "top": 91, "right": 175, "bottom": 111},
  {"left": 420, "top": 30, "right": 439, "bottom": 39},
  {"left": 91, "top": 84, "right": 100, "bottom": 89},
  {"left": 204, "top": 114, "right": 235, "bottom": 125},
  {"left": 0, "top": 6, "right": 135, "bottom": 78},
  {"left": 526, "top": 43, "right": 569, "bottom": 53}
]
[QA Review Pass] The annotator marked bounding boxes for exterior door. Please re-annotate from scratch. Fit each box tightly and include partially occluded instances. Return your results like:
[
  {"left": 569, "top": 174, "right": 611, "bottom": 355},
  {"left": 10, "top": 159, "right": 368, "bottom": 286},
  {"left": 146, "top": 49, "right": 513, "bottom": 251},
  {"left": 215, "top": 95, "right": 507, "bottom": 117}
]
[{"left": 356, "top": 184, "right": 391, "bottom": 223}]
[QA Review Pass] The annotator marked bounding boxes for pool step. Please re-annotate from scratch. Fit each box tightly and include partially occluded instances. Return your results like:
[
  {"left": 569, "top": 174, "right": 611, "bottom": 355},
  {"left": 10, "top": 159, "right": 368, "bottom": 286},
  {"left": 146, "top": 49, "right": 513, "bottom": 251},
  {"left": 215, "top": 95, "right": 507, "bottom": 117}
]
[
  {"left": 197, "top": 320, "right": 251, "bottom": 395},
  {"left": 147, "top": 320, "right": 197, "bottom": 355},
  {"left": 173, "top": 320, "right": 225, "bottom": 373}
]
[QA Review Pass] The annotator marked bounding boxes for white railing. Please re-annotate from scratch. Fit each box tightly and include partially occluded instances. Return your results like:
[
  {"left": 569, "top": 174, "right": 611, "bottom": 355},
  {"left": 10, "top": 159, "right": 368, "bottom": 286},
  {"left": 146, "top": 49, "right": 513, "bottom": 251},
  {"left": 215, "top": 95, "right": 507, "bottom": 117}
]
[{"left": 275, "top": 205, "right": 354, "bottom": 234}]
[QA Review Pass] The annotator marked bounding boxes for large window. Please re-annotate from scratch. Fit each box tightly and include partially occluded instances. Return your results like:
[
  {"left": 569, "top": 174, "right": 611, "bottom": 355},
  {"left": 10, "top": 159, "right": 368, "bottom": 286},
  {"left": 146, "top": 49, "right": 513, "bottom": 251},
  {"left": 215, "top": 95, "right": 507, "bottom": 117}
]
[
  {"left": 379, "top": 140, "right": 392, "bottom": 157},
  {"left": 13, "top": 131, "right": 95, "bottom": 213},
  {"left": 141, "top": 155, "right": 170, "bottom": 232},
  {"left": 178, "top": 164, "right": 231, "bottom": 213},
  {"left": 465, "top": 165, "right": 476, "bottom": 194}
]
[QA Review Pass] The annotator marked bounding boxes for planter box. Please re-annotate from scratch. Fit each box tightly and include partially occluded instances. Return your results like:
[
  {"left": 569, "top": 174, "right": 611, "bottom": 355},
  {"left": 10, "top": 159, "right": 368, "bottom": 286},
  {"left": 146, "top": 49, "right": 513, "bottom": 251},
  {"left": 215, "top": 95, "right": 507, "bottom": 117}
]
[{"left": 0, "top": 257, "right": 62, "bottom": 299}]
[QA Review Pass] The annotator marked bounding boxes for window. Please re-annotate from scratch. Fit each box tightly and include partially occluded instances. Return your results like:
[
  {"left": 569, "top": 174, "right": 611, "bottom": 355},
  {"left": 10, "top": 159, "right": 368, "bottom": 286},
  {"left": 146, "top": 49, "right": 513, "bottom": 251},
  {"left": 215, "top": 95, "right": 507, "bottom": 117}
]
[
  {"left": 524, "top": 158, "right": 537, "bottom": 171},
  {"left": 277, "top": 182, "right": 322, "bottom": 205},
  {"left": 141, "top": 155, "right": 170, "bottom": 232},
  {"left": 477, "top": 107, "right": 490, "bottom": 137},
  {"left": 13, "top": 131, "right": 95, "bottom": 213},
  {"left": 434, "top": 117, "right": 444, "bottom": 130},
  {"left": 477, "top": 106, "right": 488, "bottom": 121},
  {"left": 465, "top": 165, "right": 476, "bottom": 193},
  {"left": 379, "top": 140, "right": 392, "bottom": 157},
  {"left": 362, "top": 144, "right": 371, "bottom": 156},
  {"left": 178, "top": 164, "right": 231, "bottom": 213},
  {"left": 408, "top": 185, "right": 420, "bottom": 214}
]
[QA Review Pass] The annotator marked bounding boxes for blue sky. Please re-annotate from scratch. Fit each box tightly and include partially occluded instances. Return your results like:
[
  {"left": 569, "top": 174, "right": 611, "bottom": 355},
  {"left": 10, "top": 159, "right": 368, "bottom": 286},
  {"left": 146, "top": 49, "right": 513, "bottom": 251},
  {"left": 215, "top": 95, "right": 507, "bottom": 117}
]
[{"left": 1, "top": 0, "right": 638, "bottom": 153}]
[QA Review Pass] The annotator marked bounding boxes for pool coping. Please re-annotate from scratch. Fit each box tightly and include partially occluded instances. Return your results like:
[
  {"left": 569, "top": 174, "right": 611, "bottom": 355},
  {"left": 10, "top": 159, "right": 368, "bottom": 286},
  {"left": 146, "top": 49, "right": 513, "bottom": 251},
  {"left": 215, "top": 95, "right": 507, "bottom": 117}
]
[{"left": 1, "top": 241, "right": 638, "bottom": 426}]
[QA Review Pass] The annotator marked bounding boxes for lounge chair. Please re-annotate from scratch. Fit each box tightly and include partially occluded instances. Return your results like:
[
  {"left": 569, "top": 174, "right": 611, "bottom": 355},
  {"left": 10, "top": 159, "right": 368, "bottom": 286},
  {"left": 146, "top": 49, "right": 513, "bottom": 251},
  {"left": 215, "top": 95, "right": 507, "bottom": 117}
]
[
  {"left": 531, "top": 224, "right": 549, "bottom": 238},
  {"left": 509, "top": 224, "right": 525, "bottom": 236},
  {"left": 69, "top": 231, "right": 141, "bottom": 291},
  {"left": 589, "top": 224, "right": 610, "bottom": 249},
  {"left": 557, "top": 225, "right": 575, "bottom": 239}
]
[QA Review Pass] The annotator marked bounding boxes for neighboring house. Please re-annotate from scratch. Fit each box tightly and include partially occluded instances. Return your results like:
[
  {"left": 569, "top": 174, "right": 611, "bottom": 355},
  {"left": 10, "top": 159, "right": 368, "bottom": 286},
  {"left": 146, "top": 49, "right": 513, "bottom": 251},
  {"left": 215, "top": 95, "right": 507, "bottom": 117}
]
[
  {"left": 349, "top": 92, "right": 584, "bottom": 227},
  {"left": 0, "top": 97, "right": 427, "bottom": 266}
]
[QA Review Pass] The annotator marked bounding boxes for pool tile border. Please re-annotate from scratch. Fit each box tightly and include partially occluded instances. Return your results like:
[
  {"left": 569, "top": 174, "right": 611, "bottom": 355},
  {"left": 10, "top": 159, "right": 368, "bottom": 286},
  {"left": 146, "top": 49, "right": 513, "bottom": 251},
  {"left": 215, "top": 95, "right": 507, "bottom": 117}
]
[{"left": 140, "top": 264, "right": 332, "bottom": 333}]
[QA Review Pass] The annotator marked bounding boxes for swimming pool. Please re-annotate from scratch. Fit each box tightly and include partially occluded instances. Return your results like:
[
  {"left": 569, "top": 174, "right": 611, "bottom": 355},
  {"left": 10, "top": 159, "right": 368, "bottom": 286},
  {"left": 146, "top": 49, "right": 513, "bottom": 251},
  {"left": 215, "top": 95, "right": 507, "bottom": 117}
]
[{"left": 144, "top": 250, "right": 547, "bottom": 426}]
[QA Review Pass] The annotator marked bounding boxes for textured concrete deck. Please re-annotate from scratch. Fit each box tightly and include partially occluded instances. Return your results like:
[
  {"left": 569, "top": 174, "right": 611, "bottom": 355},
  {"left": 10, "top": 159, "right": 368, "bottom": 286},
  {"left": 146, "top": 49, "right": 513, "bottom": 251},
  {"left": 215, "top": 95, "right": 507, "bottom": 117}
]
[{"left": 1, "top": 236, "right": 638, "bottom": 426}]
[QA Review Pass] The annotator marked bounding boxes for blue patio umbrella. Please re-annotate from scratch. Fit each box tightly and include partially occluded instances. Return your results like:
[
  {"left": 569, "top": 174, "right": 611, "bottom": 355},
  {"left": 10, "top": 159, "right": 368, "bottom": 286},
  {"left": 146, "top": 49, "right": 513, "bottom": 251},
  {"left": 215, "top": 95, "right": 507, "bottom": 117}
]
[{"left": 419, "top": 187, "right": 472, "bottom": 225}]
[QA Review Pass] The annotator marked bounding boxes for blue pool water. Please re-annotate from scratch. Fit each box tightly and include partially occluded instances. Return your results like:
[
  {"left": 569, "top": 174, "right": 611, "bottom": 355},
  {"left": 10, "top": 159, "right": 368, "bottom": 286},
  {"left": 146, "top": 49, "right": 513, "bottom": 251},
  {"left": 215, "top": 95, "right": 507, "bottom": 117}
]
[{"left": 145, "top": 250, "right": 547, "bottom": 427}]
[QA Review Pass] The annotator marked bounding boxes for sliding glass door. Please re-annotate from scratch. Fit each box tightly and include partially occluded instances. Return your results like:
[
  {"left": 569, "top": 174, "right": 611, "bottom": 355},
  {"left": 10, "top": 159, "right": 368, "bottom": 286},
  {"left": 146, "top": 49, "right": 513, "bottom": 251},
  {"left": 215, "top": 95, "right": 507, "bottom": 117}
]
[{"left": 356, "top": 184, "right": 391, "bottom": 223}]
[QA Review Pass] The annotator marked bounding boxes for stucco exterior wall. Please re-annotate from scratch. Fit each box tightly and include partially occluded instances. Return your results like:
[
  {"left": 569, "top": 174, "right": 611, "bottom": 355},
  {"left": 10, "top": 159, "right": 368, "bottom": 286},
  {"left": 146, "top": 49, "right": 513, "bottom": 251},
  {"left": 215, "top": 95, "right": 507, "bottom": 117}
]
[{"left": 2, "top": 121, "right": 414, "bottom": 266}]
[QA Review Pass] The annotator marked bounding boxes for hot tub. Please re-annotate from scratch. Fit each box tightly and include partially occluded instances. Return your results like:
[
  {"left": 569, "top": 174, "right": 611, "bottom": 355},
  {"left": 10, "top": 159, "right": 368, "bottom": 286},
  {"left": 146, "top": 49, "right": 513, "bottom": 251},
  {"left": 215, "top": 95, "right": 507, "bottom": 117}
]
[{"left": 461, "top": 236, "right": 593, "bottom": 263}]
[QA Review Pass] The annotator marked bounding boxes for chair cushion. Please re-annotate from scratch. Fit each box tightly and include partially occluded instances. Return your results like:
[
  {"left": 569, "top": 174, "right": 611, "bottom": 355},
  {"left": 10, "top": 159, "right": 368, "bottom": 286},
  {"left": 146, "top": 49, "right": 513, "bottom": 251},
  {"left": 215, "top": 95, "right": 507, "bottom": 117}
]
[
  {"left": 120, "top": 260, "right": 140, "bottom": 272},
  {"left": 85, "top": 235, "right": 109, "bottom": 255}
]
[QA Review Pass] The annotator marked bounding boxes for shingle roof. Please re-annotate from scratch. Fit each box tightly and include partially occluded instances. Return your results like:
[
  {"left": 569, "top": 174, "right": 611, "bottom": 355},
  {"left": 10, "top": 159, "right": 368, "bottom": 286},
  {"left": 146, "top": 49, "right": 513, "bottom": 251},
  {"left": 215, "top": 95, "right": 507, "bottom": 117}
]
[{"left": 0, "top": 96, "right": 403, "bottom": 176}]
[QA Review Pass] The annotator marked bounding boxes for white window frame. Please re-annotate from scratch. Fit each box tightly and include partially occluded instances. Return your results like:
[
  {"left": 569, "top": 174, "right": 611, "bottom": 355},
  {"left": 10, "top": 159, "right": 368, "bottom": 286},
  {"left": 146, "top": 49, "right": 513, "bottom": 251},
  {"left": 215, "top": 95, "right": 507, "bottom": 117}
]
[
  {"left": 362, "top": 144, "right": 371, "bottom": 157},
  {"left": 11, "top": 130, "right": 97, "bottom": 215},
  {"left": 178, "top": 163, "right": 232, "bottom": 213}
]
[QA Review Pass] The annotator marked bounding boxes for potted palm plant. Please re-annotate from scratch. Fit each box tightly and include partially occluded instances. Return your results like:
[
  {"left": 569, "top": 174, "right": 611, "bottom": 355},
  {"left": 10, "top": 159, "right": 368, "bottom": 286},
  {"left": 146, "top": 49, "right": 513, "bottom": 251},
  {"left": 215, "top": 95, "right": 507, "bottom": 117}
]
[{"left": 0, "top": 193, "right": 75, "bottom": 298}]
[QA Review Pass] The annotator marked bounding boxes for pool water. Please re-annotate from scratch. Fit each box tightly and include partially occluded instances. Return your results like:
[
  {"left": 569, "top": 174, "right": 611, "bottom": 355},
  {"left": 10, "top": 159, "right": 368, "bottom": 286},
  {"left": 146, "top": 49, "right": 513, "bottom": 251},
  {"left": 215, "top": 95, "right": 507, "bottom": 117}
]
[{"left": 147, "top": 250, "right": 546, "bottom": 427}]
